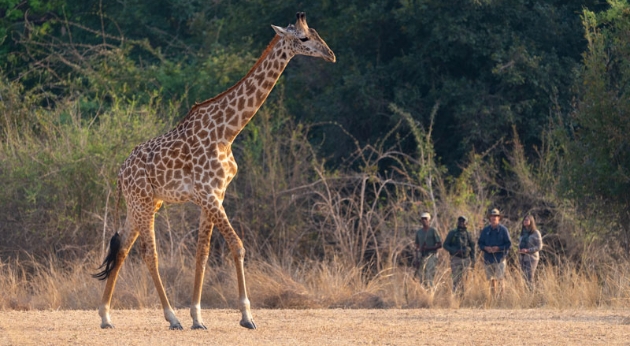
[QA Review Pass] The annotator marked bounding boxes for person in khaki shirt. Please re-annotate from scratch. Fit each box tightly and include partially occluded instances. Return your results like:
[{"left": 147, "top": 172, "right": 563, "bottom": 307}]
[{"left": 414, "top": 212, "right": 442, "bottom": 288}]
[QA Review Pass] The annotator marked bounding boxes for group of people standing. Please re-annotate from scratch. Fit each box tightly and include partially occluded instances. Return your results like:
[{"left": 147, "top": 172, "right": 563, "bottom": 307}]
[{"left": 413, "top": 209, "right": 543, "bottom": 295}]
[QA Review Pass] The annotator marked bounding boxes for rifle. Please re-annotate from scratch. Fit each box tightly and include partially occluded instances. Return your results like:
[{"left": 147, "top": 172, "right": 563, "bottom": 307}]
[{"left": 412, "top": 248, "right": 420, "bottom": 268}]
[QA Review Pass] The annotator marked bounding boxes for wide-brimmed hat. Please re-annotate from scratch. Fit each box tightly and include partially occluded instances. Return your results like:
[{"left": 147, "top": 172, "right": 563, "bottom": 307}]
[
  {"left": 420, "top": 212, "right": 431, "bottom": 220},
  {"left": 457, "top": 215, "right": 468, "bottom": 223},
  {"left": 489, "top": 208, "right": 501, "bottom": 217}
]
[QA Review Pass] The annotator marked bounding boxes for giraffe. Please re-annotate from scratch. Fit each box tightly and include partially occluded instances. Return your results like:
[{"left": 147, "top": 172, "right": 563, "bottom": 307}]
[{"left": 93, "top": 12, "right": 335, "bottom": 330}]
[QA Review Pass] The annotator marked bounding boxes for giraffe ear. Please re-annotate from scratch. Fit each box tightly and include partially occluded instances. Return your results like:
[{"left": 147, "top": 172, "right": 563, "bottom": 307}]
[{"left": 271, "top": 25, "right": 288, "bottom": 37}]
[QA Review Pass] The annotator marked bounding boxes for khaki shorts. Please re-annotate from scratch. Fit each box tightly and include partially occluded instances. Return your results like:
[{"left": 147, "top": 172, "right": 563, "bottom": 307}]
[{"left": 484, "top": 261, "right": 506, "bottom": 280}]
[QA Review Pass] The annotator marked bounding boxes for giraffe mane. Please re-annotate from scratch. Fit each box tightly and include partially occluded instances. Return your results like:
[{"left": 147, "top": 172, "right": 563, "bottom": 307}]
[{"left": 178, "top": 34, "right": 283, "bottom": 125}]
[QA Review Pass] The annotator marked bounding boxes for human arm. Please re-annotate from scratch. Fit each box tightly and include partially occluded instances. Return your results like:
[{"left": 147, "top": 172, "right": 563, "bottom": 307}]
[
  {"left": 443, "top": 231, "right": 457, "bottom": 255},
  {"left": 424, "top": 241, "right": 442, "bottom": 251},
  {"left": 427, "top": 228, "right": 442, "bottom": 251},
  {"left": 414, "top": 231, "right": 420, "bottom": 250},
  {"left": 528, "top": 230, "right": 542, "bottom": 253},
  {"left": 498, "top": 226, "right": 512, "bottom": 252},
  {"left": 478, "top": 228, "right": 490, "bottom": 253},
  {"left": 468, "top": 232, "right": 476, "bottom": 262}
]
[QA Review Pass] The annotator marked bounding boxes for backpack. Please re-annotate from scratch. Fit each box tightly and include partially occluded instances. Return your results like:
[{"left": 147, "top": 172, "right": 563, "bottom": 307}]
[{"left": 449, "top": 230, "right": 471, "bottom": 257}]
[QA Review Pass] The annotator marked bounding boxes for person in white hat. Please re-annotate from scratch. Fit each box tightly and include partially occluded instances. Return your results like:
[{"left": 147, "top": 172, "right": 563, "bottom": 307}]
[
  {"left": 477, "top": 208, "right": 512, "bottom": 296},
  {"left": 414, "top": 212, "right": 442, "bottom": 288}
]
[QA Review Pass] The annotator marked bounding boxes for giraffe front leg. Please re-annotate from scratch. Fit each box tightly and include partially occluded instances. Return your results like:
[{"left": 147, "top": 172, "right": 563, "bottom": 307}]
[
  {"left": 211, "top": 206, "right": 256, "bottom": 329},
  {"left": 234, "top": 247, "right": 256, "bottom": 329},
  {"left": 141, "top": 245, "right": 183, "bottom": 330},
  {"left": 138, "top": 212, "right": 183, "bottom": 330},
  {"left": 140, "top": 246, "right": 183, "bottom": 330},
  {"left": 190, "top": 213, "right": 213, "bottom": 330}
]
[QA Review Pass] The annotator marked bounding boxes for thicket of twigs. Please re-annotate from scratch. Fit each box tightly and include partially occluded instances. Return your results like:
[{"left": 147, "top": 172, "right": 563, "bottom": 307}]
[{"left": 1, "top": 87, "right": 628, "bottom": 310}]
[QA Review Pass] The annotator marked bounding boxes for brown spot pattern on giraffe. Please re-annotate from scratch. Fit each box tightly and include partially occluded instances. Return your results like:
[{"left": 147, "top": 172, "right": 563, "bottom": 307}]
[{"left": 96, "top": 17, "right": 335, "bottom": 330}]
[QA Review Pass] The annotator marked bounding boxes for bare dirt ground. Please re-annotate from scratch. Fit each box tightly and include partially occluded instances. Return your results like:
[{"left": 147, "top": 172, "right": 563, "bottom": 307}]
[{"left": 1, "top": 308, "right": 629, "bottom": 345}]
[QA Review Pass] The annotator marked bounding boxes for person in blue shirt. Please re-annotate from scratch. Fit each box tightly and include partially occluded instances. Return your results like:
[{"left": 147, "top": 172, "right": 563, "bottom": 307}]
[{"left": 477, "top": 208, "right": 512, "bottom": 296}]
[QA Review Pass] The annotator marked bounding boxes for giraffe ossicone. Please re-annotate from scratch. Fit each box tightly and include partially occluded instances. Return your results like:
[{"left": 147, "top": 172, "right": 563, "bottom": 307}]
[{"left": 93, "top": 12, "right": 335, "bottom": 330}]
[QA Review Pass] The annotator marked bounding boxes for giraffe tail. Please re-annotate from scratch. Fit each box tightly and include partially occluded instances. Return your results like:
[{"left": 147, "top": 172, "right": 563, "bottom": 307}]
[{"left": 92, "top": 232, "right": 122, "bottom": 281}]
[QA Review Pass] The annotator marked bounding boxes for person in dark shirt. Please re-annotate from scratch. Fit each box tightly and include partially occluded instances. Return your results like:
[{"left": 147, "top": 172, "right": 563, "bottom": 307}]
[
  {"left": 477, "top": 208, "right": 512, "bottom": 296},
  {"left": 443, "top": 216, "right": 475, "bottom": 294}
]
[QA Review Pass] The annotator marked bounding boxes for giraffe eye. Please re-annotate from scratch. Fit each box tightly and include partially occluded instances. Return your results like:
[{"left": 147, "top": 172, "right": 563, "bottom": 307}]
[{"left": 299, "top": 37, "right": 310, "bottom": 42}]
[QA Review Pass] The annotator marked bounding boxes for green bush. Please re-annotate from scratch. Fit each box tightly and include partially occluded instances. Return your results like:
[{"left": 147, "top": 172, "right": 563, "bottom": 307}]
[{"left": 0, "top": 81, "right": 172, "bottom": 257}]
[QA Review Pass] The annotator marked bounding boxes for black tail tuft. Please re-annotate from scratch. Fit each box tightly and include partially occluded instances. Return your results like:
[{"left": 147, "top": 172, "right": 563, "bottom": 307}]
[{"left": 92, "top": 232, "right": 122, "bottom": 281}]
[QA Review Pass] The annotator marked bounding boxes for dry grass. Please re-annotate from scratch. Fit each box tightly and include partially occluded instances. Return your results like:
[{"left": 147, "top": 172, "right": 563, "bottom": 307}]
[
  {"left": 1, "top": 247, "right": 630, "bottom": 345},
  {"left": 1, "top": 253, "right": 629, "bottom": 312}
]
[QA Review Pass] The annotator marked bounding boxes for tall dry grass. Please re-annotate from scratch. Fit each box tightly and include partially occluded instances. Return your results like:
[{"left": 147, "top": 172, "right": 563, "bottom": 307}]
[{"left": 1, "top": 250, "right": 629, "bottom": 311}]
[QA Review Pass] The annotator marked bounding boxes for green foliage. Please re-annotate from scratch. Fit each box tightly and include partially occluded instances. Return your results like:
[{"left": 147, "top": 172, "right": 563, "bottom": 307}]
[
  {"left": 280, "top": 0, "right": 604, "bottom": 170},
  {"left": 558, "top": 0, "right": 630, "bottom": 240},
  {"left": 0, "top": 79, "right": 172, "bottom": 256},
  {"left": 0, "top": 0, "right": 604, "bottom": 169}
]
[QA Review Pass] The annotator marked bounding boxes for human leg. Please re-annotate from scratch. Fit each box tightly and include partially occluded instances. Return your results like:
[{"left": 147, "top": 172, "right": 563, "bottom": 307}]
[
  {"left": 520, "top": 256, "right": 539, "bottom": 290},
  {"left": 425, "top": 254, "right": 438, "bottom": 288},
  {"left": 485, "top": 261, "right": 506, "bottom": 297},
  {"left": 450, "top": 257, "right": 465, "bottom": 293}
]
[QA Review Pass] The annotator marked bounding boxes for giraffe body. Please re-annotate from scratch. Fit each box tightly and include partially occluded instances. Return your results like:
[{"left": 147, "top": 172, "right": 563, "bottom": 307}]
[{"left": 94, "top": 12, "right": 335, "bottom": 330}]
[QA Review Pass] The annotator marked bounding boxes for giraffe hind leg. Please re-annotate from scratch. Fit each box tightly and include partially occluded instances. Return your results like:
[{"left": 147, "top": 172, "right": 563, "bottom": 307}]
[
  {"left": 190, "top": 212, "right": 213, "bottom": 330},
  {"left": 95, "top": 224, "right": 139, "bottom": 329},
  {"left": 137, "top": 206, "right": 183, "bottom": 330},
  {"left": 92, "top": 232, "right": 122, "bottom": 329}
]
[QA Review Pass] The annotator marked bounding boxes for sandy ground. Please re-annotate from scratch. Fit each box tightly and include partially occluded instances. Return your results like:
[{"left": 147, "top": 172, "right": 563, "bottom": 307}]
[{"left": 1, "top": 308, "right": 629, "bottom": 345}]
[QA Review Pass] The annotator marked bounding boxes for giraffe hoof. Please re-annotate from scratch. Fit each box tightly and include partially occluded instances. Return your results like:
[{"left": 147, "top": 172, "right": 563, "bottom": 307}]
[
  {"left": 240, "top": 319, "right": 257, "bottom": 330},
  {"left": 169, "top": 322, "right": 184, "bottom": 330},
  {"left": 100, "top": 323, "right": 115, "bottom": 329},
  {"left": 191, "top": 323, "right": 207, "bottom": 330}
]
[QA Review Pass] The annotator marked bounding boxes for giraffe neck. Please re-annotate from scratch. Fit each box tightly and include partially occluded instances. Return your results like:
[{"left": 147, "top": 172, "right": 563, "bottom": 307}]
[{"left": 182, "top": 35, "right": 293, "bottom": 144}]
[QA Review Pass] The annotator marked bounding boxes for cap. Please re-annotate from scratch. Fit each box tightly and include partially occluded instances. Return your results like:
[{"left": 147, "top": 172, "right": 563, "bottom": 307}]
[
  {"left": 457, "top": 215, "right": 468, "bottom": 223},
  {"left": 420, "top": 212, "right": 431, "bottom": 220},
  {"left": 489, "top": 208, "right": 501, "bottom": 217}
]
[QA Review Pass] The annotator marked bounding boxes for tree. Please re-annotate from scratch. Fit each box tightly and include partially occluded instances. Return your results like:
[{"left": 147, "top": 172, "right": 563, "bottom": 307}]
[
  {"left": 562, "top": 0, "right": 630, "bottom": 246},
  {"left": 279, "top": 0, "right": 603, "bottom": 172}
]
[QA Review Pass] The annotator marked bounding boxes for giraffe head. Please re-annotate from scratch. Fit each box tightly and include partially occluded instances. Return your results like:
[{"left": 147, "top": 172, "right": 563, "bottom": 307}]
[{"left": 272, "top": 12, "right": 336, "bottom": 63}]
